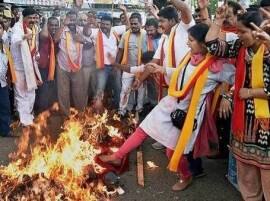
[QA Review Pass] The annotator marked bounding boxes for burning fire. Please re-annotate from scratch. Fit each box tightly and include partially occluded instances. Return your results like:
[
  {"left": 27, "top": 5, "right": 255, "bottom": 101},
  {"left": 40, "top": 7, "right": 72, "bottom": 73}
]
[{"left": 0, "top": 105, "right": 136, "bottom": 200}]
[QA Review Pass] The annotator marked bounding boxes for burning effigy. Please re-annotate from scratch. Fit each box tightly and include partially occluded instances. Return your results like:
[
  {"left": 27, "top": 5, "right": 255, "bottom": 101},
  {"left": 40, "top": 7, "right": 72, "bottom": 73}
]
[{"left": 0, "top": 105, "right": 136, "bottom": 201}]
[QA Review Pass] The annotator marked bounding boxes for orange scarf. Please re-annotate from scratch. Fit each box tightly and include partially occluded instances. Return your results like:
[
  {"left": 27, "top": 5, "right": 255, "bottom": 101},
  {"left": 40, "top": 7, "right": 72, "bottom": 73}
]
[
  {"left": 147, "top": 36, "right": 153, "bottom": 51},
  {"left": 121, "top": 30, "right": 142, "bottom": 65},
  {"left": 96, "top": 30, "right": 120, "bottom": 69},
  {"left": 65, "top": 32, "right": 82, "bottom": 72},
  {"left": 48, "top": 35, "right": 55, "bottom": 81}
]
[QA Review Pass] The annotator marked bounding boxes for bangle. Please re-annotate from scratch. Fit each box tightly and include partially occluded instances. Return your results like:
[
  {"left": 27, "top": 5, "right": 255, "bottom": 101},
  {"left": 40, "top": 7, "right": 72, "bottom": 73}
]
[
  {"left": 221, "top": 93, "right": 233, "bottom": 103},
  {"left": 248, "top": 89, "right": 253, "bottom": 97}
]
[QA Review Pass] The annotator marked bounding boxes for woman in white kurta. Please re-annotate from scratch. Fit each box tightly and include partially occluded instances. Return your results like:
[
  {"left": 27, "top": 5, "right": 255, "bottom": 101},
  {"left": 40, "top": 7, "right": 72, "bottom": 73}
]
[{"left": 100, "top": 23, "right": 235, "bottom": 191}]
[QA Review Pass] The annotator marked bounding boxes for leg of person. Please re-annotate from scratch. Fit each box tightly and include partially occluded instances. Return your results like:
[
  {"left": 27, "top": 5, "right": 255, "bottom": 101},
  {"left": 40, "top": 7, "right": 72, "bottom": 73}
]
[
  {"left": 0, "top": 86, "right": 11, "bottom": 136},
  {"left": 89, "top": 66, "right": 97, "bottom": 101},
  {"left": 166, "top": 149, "right": 193, "bottom": 191},
  {"left": 82, "top": 66, "right": 92, "bottom": 107},
  {"left": 260, "top": 168, "right": 270, "bottom": 201},
  {"left": 136, "top": 82, "right": 146, "bottom": 112},
  {"left": 119, "top": 77, "right": 134, "bottom": 115},
  {"left": 236, "top": 159, "right": 263, "bottom": 201},
  {"left": 146, "top": 77, "right": 158, "bottom": 106},
  {"left": 96, "top": 68, "right": 110, "bottom": 98},
  {"left": 34, "top": 68, "right": 49, "bottom": 114},
  {"left": 109, "top": 67, "right": 122, "bottom": 109},
  {"left": 14, "top": 71, "right": 35, "bottom": 126},
  {"left": 152, "top": 141, "right": 165, "bottom": 150},
  {"left": 187, "top": 152, "right": 205, "bottom": 178},
  {"left": 57, "top": 67, "right": 71, "bottom": 116},
  {"left": 99, "top": 127, "right": 148, "bottom": 163},
  {"left": 71, "top": 68, "right": 86, "bottom": 112}
]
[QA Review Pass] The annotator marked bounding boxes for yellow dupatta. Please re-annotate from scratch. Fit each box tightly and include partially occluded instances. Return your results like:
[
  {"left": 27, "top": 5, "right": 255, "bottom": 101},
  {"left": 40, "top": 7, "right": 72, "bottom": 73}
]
[
  {"left": 121, "top": 30, "right": 142, "bottom": 66},
  {"left": 252, "top": 44, "right": 270, "bottom": 118},
  {"left": 3, "top": 45, "right": 16, "bottom": 83},
  {"left": 167, "top": 25, "right": 178, "bottom": 67},
  {"left": 167, "top": 53, "right": 216, "bottom": 172}
]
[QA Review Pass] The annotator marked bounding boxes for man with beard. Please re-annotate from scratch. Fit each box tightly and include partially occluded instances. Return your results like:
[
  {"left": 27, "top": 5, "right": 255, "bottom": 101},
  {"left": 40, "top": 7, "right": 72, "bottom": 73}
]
[
  {"left": 144, "top": 18, "right": 162, "bottom": 108},
  {"left": 90, "top": 15, "right": 126, "bottom": 111},
  {"left": 34, "top": 17, "right": 59, "bottom": 114},
  {"left": 56, "top": 11, "right": 92, "bottom": 116},
  {"left": 11, "top": 7, "right": 42, "bottom": 126}
]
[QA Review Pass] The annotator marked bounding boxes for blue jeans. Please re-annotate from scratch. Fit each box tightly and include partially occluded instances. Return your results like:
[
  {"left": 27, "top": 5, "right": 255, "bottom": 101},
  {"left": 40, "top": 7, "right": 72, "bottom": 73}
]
[
  {"left": 96, "top": 65, "right": 121, "bottom": 109},
  {"left": 0, "top": 86, "right": 11, "bottom": 136}
]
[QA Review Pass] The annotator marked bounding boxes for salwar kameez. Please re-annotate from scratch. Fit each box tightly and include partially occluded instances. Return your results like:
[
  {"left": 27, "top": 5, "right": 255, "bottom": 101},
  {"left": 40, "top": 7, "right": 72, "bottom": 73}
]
[{"left": 207, "top": 38, "right": 270, "bottom": 201}]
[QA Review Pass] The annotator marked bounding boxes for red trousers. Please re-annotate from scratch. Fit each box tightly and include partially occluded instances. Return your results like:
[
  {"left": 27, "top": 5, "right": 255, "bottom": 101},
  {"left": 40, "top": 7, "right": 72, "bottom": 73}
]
[{"left": 114, "top": 127, "right": 192, "bottom": 179}]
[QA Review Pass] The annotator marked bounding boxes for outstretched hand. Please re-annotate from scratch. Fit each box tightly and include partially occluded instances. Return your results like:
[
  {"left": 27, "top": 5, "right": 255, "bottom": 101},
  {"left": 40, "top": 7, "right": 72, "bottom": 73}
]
[
  {"left": 145, "top": 63, "right": 164, "bottom": 74},
  {"left": 198, "top": 0, "right": 209, "bottom": 9}
]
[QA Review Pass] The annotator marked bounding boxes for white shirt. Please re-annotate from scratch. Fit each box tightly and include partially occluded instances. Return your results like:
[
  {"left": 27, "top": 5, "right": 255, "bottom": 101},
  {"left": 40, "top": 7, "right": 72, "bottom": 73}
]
[
  {"left": 91, "top": 25, "right": 126, "bottom": 65},
  {"left": 140, "top": 61, "right": 235, "bottom": 152},
  {"left": 11, "top": 22, "right": 25, "bottom": 71},
  {"left": 154, "top": 20, "right": 195, "bottom": 67},
  {"left": 0, "top": 50, "right": 8, "bottom": 87}
]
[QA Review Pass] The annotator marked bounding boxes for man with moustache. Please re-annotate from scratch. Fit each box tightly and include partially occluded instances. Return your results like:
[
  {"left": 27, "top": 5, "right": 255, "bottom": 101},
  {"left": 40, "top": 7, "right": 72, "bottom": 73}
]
[
  {"left": 136, "top": 1, "right": 195, "bottom": 151},
  {"left": 117, "top": 13, "right": 147, "bottom": 116},
  {"left": 34, "top": 17, "right": 59, "bottom": 114},
  {"left": 90, "top": 15, "right": 126, "bottom": 110},
  {"left": 56, "top": 11, "right": 91, "bottom": 116},
  {"left": 144, "top": 18, "right": 162, "bottom": 107},
  {"left": 11, "top": 7, "right": 42, "bottom": 126}
]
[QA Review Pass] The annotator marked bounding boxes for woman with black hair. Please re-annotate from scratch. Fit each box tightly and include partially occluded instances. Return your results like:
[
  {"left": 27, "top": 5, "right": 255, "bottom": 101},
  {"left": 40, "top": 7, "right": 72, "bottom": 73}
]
[
  {"left": 206, "top": 8, "right": 270, "bottom": 201},
  {"left": 100, "top": 23, "right": 235, "bottom": 191}
]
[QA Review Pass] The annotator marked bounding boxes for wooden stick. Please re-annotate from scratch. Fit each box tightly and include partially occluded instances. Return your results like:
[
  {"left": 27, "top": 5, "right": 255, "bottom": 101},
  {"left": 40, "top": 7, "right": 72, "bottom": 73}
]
[{"left": 137, "top": 146, "right": 144, "bottom": 187}]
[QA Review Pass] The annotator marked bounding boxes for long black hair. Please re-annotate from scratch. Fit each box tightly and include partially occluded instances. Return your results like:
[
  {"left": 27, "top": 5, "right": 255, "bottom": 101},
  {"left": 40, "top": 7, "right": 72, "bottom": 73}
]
[
  {"left": 237, "top": 11, "right": 263, "bottom": 29},
  {"left": 188, "top": 23, "right": 209, "bottom": 43}
]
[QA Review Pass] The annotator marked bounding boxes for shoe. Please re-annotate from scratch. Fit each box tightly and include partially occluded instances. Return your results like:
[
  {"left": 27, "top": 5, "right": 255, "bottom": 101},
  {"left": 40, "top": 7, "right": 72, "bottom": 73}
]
[
  {"left": 193, "top": 171, "right": 207, "bottom": 179},
  {"left": 99, "top": 155, "right": 122, "bottom": 166},
  {"left": 172, "top": 177, "right": 193, "bottom": 191},
  {"left": 151, "top": 142, "right": 165, "bottom": 150}
]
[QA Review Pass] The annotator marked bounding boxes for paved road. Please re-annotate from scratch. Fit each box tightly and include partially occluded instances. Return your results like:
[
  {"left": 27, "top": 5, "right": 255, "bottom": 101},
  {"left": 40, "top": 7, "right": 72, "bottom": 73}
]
[
  {"left": 0, "top": 137, "right": 241, "bottom": 201},
  {"left": 0, "top": 117, "right": 241, "bottom": 201}
]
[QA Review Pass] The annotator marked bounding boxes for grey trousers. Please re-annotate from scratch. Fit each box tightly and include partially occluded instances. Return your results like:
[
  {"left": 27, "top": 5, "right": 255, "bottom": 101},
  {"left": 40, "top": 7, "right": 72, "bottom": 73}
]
[
  {"left": 57, "top": 67, "right": 85, "bottom": 116},
  {"left": 82, "top": 65, "right": 97, "bottom": 107}
]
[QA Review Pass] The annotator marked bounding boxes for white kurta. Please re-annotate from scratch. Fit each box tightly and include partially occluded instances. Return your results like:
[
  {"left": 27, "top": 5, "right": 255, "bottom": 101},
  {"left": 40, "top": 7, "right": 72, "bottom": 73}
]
[{"left": 140, "top": 62, "right": 235, "bottom": 153}]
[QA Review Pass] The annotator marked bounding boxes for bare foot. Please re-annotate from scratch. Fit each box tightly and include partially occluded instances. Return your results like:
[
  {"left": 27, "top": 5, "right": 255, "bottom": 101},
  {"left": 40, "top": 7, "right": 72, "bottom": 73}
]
[{"left": 99, "top": 154, "right": 122, "bottom": 166}]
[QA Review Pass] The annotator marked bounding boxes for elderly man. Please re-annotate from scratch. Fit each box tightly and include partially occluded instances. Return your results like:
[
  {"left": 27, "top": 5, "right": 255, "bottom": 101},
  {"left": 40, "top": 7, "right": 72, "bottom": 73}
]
[{"left": 11, "top": 7, "right": 42, "bottom": 126}]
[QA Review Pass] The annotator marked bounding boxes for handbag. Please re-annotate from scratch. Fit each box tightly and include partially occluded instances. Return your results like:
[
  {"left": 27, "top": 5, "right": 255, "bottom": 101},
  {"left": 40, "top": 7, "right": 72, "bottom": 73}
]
[{"left": 170, "top": 109, "right": 197, "bottom": 131}]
